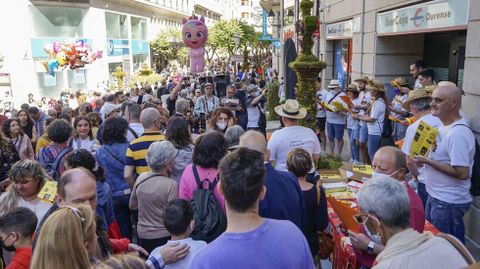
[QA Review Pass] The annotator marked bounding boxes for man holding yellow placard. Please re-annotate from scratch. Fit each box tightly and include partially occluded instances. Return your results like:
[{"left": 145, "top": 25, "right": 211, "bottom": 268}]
[{"left": 325, "top": 80, "right": 347, "bottom": 157}]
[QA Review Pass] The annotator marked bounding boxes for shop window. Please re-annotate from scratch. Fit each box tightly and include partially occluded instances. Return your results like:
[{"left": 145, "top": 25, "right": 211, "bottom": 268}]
[
  {"left": 106, "top": 12, "right": 128, "bottom": 39},
  {"left": 131, "top": 17, "right": 148, "bottom": 40},
  {"left": 241, "top": 0, "right": 249, "bottom": 6},
  {"left": 30, "top": 5, "right": 87, "bottom": 37},
  {"left": 241, "top": 12, "right": 249, "bottom": 19},
  {"left": 332, "top": 39, "right": 352, "bottom": 88}
]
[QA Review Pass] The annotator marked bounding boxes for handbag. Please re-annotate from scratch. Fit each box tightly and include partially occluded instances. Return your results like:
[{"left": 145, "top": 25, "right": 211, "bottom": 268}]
[{"left": 316, "top": 185, "right": 334, "bottom": 260}]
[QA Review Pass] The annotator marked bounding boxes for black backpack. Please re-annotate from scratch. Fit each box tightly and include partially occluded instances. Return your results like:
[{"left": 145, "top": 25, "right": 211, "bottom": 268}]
[
  {"left": 190, "top": 165, "right": 227, "bottom": 243},
  {"left": 453, "top": 124, "right": 480, "bottom": 196},
  {"left": 37, "top": 147, "right": 71, "bottom": 180}
]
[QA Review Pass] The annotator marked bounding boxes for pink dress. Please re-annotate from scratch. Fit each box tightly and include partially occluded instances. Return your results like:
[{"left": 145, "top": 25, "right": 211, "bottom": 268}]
[{"left": 179, "top": 164, "right": 225, "bottom": 211}]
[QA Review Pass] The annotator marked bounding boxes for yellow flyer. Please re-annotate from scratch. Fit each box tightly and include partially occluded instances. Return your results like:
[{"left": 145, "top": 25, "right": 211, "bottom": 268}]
[
  {"left": 321, "top": 102, "right": 337, "bottom": 113},
  {"left": 352, "top": 164, "right": 372, "bottom": 175},
  {"left": 410, "top": 120, "right": 439, "bottom": 157},
  {"left": 331, "top": 101, "right": 346, "bottom": 112},
  {"left": 320, "top": 173, "right": 342, "bottom": 179},
  {"left": 37, "top": 181, "right": 58, "bottom": 204}
]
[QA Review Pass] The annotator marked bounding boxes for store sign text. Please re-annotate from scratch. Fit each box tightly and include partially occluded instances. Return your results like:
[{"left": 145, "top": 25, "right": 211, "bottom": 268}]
[
  {"left": 326, "top": 20, "right": 353, "bottom": 39},
  {"left": 377, "top": 0, "right": 467, "bottom": 34}
]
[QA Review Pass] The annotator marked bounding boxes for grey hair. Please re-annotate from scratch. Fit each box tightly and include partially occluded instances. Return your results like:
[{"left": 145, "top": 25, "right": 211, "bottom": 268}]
[
  {"left": 224, "top": 125, "right": 245, "bottom": 147},
  {"left": 409, "top": 97, "right": 431, "bottom": 112},
  {"left": 147, "top": 141, "right": 178, "bottom": 172},
  {"left": 175, "top": 99, "right": 190, "bottom": 114},
  {"left": 357, "top": 175, "right": 410, "bottom": 229},
  {"left": 140, "top": 107, "right": 160, "bottom": 129}
]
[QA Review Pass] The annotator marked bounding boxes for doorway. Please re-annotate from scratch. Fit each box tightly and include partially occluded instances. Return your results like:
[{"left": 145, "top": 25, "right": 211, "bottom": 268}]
[{"left": 424, "top": 31, "right": 466, "bottom": 88}]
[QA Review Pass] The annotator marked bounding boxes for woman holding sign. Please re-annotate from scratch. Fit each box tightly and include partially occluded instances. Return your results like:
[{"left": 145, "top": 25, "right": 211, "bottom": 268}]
[{"left": 0, "top": 160, "right": 52, "bottom": 224}]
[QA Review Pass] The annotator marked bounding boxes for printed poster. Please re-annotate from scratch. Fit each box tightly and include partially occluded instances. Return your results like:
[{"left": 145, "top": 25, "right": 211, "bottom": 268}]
[{"left": 410, "top": 120, "right": 438, "bottom": 157}]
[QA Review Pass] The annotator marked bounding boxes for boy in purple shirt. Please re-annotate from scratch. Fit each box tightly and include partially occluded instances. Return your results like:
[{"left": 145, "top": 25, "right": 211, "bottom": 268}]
[{"left": 190, "top": 147, "right": 315, "bottom": 269}]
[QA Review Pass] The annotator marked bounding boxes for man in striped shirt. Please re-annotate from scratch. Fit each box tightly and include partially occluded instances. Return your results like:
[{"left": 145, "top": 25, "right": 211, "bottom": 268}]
[{"left": 124, "top": 108, "right": 165, "bottom": 187}]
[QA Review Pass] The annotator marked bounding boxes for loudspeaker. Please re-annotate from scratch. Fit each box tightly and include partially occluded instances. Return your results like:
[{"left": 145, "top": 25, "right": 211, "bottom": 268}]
[{"left": 214, "top": 74, "right": 230, "bottom": 98}]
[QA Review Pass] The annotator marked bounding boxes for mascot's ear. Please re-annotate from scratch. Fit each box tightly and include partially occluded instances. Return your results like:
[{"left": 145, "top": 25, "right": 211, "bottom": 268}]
[
  {"left": 200, "top": 16, "right": 205, "bottom": 23},
  {"left": 182, "top": 17, "right": 187, "bottom": 24}
]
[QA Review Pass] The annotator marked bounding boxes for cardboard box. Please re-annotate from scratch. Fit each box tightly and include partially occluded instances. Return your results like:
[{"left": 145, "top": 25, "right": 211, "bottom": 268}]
[
  {"left": 318, "top": 169, "right": 349, "bottom": 185},
  {"left": 340, "top": 163, "right": 371, "bottom": 182}
]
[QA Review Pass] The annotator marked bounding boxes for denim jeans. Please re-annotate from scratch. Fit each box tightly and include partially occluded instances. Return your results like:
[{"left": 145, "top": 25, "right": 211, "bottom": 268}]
[
  {"left": 113, "top": 194, "right": 132, "bottom": 239},
  {"left": 367, "top": 134, "right": 382, "bottom": 161},
  {"left": 416, "top": 182, "right": 428, "bottom": 209},
  {"left": 347, "top": 128, "right": 359, "bottom": 162},
  {"left": 425, "top": 196, "right": 471, "bottom": 243}
]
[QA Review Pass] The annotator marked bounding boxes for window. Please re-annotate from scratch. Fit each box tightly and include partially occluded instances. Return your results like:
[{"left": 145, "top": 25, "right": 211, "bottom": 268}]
[
  {"left": 131, "top": 16, "right": 148, "bottom": 40},
  {"left": 241, "top": 12, "right": 249, "bottom": 19},
  {"left": 105, "top": 12, "right": 128, "bottom": 39},
  {"left": 241, "top": 0, "right": 249, "bottom": 6}
]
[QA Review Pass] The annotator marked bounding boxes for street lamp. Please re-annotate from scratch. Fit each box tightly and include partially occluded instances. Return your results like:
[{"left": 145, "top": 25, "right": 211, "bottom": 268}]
[
  {"left": 267, "top": 8, "right": 294, "bottom": 26},
  {"left": 233, "top": 33, "right": 241, "bottom": 76}
]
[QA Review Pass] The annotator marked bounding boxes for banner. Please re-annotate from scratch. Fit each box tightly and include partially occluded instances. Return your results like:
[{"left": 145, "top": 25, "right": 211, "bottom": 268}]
[
  {"left": 131, "top": 40, "right": 149, "bottom": 55},
  {"left": 107, "top": 39, "right": 130, "bottom": 56},
  {"left": 377, "top": 0, "right": 468, "bottom": 35}
]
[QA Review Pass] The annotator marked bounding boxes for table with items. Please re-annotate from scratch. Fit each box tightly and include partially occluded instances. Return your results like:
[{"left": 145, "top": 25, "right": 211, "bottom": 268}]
[{"left": 319, "top": 164, "right": 440, "bottom": 269}]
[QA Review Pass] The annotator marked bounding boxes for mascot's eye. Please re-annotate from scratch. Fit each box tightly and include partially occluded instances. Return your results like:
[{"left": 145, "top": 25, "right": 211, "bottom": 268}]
[
  {"left": 197, "top": 32, "right": 204, "bottom": 38},
  {"left": 184, "top": 32, "right": 192, "bottom": 38}
]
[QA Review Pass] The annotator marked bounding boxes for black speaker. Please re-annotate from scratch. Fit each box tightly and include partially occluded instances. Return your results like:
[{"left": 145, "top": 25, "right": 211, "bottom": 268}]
[{"left": 214, "top": 74, "right": 230, "bottom": 98}]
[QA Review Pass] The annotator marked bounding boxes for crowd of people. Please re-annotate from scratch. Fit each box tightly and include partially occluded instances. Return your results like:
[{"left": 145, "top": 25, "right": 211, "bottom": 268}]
[{"left": 0, "top": 57, "right": 478, "bottom": 269}]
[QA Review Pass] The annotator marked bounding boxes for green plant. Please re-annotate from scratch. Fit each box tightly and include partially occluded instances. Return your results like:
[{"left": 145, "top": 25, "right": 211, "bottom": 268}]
[
  {"left": 317, "top": 154, "right": 343, "bottom": 170},
  {"left": 266, "top": 81, "right": 280, "bottom": 120},
  {"left": 289, "top": 0, "right": 326, "bottom": 130}
]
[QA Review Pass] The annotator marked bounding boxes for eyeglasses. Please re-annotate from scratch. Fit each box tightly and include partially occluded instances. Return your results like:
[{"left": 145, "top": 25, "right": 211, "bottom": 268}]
[{"left": 61, "top": 205, "right": 86, "bottom": 229}]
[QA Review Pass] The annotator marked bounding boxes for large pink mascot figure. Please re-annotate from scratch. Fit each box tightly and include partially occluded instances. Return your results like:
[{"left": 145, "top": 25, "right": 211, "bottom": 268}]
[{"left": 182, "top": 15, "right": 208, "bottom": 74}]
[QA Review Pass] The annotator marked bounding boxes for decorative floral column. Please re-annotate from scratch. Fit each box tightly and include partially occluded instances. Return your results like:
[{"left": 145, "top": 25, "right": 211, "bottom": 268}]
[{"left": 289, "top": 0, "right": 326, "bottom": 129}]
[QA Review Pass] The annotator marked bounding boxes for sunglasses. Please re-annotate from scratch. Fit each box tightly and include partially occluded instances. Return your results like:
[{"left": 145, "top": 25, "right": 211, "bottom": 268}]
[{"left": 61, "top": 205, "right": 86, "bottom": 229}]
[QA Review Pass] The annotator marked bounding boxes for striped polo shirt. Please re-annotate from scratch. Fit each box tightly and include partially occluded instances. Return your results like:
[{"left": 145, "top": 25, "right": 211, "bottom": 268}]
[{"left": 125, "top": 131, "right": 165, "bottom": 175}]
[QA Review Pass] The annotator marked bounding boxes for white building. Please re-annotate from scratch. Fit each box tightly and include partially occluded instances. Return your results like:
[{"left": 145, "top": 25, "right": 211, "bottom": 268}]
[{"left": 0, "top": 0, "right": 191, "bottom": 106}]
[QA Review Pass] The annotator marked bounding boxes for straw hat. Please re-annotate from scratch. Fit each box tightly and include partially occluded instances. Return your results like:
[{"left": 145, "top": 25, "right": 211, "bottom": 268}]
[
  {"left": 390, "top": 77, "right": 411, "bottom": 88},
  {"left": 346, "top": 83, "right": 359, "bottom": 92},
  {"left": 327, "top": 79, "right": 340, "bottom": 89},
  {"left": 401, "top": 88, "right": 433, "bottom": 110},
  {"left": 437, "top": 81, "right": 456, "bottom": 87},
  {"left": 274, "top": 99, "right": 307, "bottom": 119},
  {"left": 354, "top": 75, "right": 370, "bottom": 83}
]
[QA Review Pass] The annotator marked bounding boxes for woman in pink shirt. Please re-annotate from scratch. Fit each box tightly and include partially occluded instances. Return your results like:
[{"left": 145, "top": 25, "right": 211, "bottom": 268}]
[{"left": 179, "top": 132, "right": 228, "bottom": 210}]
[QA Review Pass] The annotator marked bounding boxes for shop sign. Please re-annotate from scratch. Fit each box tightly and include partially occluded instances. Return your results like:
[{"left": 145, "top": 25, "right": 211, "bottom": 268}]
[
  {"left": 107, "top": 39, "right": 130, "bottom": 56},
  {"left": 31, "top": 37, "right": 92, "bottom": 59},
  {"left": 131, "top": 40, "right": 150, "bottom": 56},
  {"left": 377, "top": 0, "right": 468, "bottom": 35},
  {"left": 326, "top": 20, "right": 353, "bottom": 40}
]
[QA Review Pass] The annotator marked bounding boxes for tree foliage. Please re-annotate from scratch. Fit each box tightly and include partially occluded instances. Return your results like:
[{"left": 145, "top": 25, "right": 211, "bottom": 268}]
[{"left": 150, "top": 28, "right": 187, "bottom": 66}]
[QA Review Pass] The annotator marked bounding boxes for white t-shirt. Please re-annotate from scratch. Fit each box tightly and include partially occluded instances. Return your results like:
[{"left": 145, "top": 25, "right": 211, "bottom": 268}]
[
  {"left": 127, "top": 122, "right": 145, "bottom": 142},
  {"left": 325, "top": 90, "right": 347, "bottom": 125},
  {"left": 70, "top": 137, "right": 101, "bottom": 154},
  {"left": 424, "top": 118, "right": 475, "bottom": 204},
  {"left": 316, "top": 89, "right": 329, "bottom": 118},
  {"left": 390, "top": 94, "right": 408, "bottom": 119},
  {"left": 358, "top": 91, "right": 371, "bottom": 126},
  {"left": 402, "top": 113, "right": 442, "bottom": 183},
  {"left": 150, "top": 238, "right": 206, "bottom": 269},
  {"left": 346, "top": 97, "right": 361, "bottom": 129},
  {"left": 267, "top": 125, "right": 321, "bottom": 171},
  {"left": 366, "top": 99, "right": 386, "bottom": 136}
]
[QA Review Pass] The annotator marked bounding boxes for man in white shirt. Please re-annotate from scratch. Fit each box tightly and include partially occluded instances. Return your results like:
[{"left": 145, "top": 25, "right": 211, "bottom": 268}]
[
  {"left": 268, "top": 99, "right": 321, "bottom": 172},
  {"left": 315, "top": 77, "right": 329, "bottom": 152},
  {"left": 409, "top": 60, "right": 426, "bottom": 89},
  {"left": 325, "top": 79, "right": 347, "bottom": 156},
  {"left": 401, "top": 88, "right": 442, "bottom": 208},
  {"left": 193, "top": 83, "right": 219, "bottom": 118},
  {"left": 124, "top": 103, "right": 145, "bottom": 142},
  {"left": 413, "top": 86, "right": 475, "bottom": 243}
]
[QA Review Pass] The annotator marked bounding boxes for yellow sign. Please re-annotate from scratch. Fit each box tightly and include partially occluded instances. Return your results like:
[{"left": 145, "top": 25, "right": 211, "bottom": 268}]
[
  {"left": 331, "top": 101, "right": 346, "bottom": 112},
  {"left": 321, "top": 102, "right": 337, "bottom": 113},
  {"left": 410, "top": 120, "right": 438, "bottom": 158},
  {"left": 352, "top": 164, "right": 372, "bottom": 175},
  {"left": 37, "top": 181, "right": 57, "bottom": 204},
  {"left": 320, "top": 173, "right": 342, "bottom": 179}
]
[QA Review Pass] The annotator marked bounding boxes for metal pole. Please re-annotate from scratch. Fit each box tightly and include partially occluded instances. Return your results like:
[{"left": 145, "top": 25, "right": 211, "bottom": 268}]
[{"left": 280, "top": 0, "right": 285, "bottom": 81}]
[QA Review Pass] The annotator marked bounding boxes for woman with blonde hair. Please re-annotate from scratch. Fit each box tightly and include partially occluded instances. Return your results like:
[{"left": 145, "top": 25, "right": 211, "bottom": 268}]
[
  {"left": 31, "top": 204, "right": 97, "bottom": 269},
  {"left": 0, "top": 160, "right": 51, "bottom": 222},
  {"left": 93, "top": 254, "right": 149, "bottom": 269}
]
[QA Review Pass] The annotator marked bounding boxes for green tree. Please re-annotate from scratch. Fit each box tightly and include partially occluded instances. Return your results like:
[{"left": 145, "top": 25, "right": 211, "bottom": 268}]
[
  {"left": 207, "top": 19, "right": 243, "bottom": 57},
  {"left": 150, "top": 28, "right": 186, "bottom": 69}
]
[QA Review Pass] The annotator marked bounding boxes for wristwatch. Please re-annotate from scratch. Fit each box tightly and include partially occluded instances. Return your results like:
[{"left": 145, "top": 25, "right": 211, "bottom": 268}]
[{"left": 367, "top": 241, "right": 375, "bottom": 254}]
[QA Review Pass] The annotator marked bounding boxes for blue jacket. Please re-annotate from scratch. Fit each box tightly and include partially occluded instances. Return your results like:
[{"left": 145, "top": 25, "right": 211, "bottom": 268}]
[
  {"left": 96, "top": 143, "right": 130, "bottom": 196},
  {"left": 259, "top": 163, "right": 307, "bottom": 232},
  {"left": 96, "top": 180, "right": 115, "bottom": 230}
]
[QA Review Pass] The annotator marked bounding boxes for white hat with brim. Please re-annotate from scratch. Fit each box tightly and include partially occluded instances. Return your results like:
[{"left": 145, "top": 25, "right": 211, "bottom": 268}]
[
  {"left": 103, "top": 103, "right": 122, "bottom": 117},
  {"left": 328, "top": 79, "right": 340, "bottom": 89},
  {"left": 274, "top": 99, "right": 307, "bottom": 119}
]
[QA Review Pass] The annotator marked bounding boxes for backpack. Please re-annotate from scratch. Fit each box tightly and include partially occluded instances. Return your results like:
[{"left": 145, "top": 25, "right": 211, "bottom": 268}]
[
  {"left": 453, "top": 124, "right": 480, "bottom": 196},
  {"left": 38, "top": 147, "right": 71, "bottom": 180},
  {"left": 190, "top": 165, "right": 227, "bottom": 243}
]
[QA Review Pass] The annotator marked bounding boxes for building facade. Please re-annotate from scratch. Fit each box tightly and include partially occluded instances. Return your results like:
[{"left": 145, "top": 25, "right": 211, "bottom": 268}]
[
  {"left": 316, "top": 0, "right": 480, "bottom": 251},
  {"left": 0, "top": 0, "right": 193, "bottom": 105}
]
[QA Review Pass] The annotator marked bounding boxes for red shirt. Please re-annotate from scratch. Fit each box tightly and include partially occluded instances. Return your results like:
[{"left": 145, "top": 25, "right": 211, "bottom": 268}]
[
  {"left": 404, "top": 181, "right": 425, "bottom": 233},
  {"left": 6, "top": 248, "right": 32, "bottom": 269}
]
